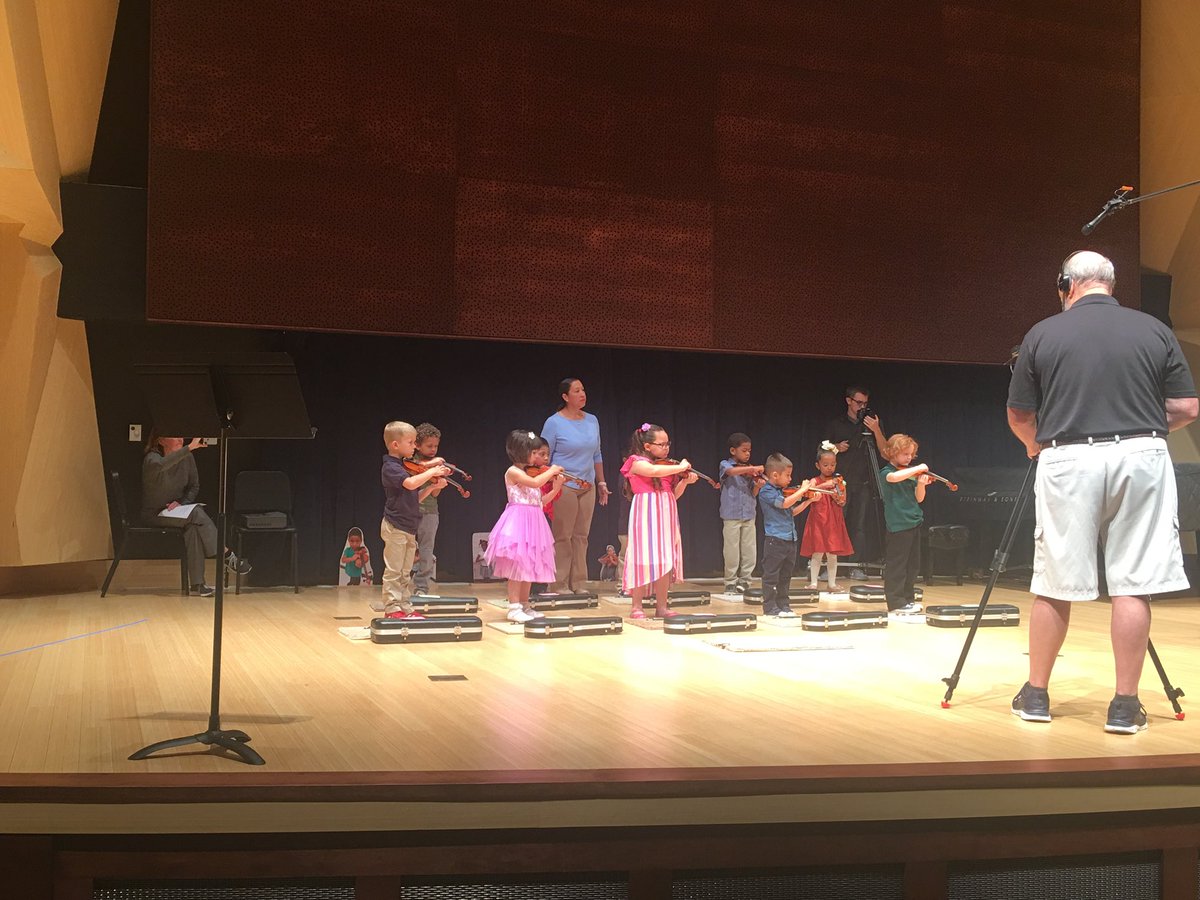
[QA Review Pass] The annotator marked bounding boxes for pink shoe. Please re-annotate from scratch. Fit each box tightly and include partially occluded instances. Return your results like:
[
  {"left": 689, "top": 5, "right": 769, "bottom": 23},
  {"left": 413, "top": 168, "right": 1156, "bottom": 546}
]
[
  {"left": 630, "top": 609, "right": 647, "bottom": 619},
  {"left": 656, "top": 609, "right": 679, "bottom": 619},
  {"left": 385, "top": 609, "right": 425, "bottom": 620}
]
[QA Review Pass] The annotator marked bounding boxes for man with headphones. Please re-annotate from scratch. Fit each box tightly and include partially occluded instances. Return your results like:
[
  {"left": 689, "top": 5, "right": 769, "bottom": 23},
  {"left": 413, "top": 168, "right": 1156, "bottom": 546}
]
[{"left": 1006, "top": 250, "right": 1197, "bottom": 733}]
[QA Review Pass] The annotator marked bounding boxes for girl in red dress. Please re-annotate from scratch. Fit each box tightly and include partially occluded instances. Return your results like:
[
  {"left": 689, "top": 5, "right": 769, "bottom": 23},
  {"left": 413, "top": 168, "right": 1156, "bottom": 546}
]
[{"left": 799, "top": 445, "right": 854, "bottom": 590}]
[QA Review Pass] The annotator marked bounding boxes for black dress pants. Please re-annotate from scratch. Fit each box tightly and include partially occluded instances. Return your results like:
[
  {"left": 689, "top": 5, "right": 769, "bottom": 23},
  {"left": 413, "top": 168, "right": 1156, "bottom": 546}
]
[
  {"left": 761, "top": 536, "right": 797, "bottom": 613},
  {"left": 884, "top": 524, "right": 921, "bottom": 610}
]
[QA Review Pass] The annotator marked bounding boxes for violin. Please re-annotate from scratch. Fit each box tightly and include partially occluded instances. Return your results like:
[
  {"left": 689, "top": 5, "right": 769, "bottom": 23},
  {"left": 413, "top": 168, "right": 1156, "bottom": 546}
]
[
  {"left": 648, "top": 458, "right": 720, "bottom": 490},
  {"left": 402, "top": 457, "right": 471, "bottom": 499},
  {"left": 525, "top": 465, "right": 590, "bottom": 490},
  {"left": 410, "top": 455, "right": 472, "bottom": 482},
  {"left": 810, "top": 474, "right": 847, "bottom": 503},
  {"left": 921, "top": 470, "right": 958, "bottom": 491},
  {"left": 782, "top": 483, "right": 834, "bottom": 498}
]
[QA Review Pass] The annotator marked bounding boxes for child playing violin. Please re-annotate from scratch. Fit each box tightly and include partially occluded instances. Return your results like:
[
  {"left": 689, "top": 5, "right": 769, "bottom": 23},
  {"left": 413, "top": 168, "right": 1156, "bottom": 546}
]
[
  {"left": 484, "top": 430, "right": 566, "bottom": 623},
  {"left": 756, "top": 453, "right": 814, "bottom": 617},
  {"left": 412, "top": 423, "right": 445, "bottom": 595},
  {"left": 879, "top": 433, "right": 932, "bottom": 618},
  {"left": 529, "top": 436, "right": 559, "bottom": 596},
  {"left": 620, "top": 423, "right": 699, "bottom": 619},
  {"left": 380, "top": 421, "right": 450, "bottom": 619},
  {"left": 719, "top": 431, "right": 763, "bottom": 595},
  {"left": 799, "top": 443, "right": 854, "bottom": 590}
]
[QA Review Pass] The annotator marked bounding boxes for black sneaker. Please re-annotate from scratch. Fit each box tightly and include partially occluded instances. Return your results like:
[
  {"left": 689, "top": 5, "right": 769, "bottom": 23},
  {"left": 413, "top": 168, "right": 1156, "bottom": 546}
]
[
  {"left": 1011, "top": 682, "right": 1051, "bottom": 723},
  {"left": 1105, "top": 694, "right": 1148, "bottom": 734},
  {"left": 734, "top": 581, "right": 748, "bottom": 594},
  {"left": 724, "top": 583, "right": 738, "bottom": 594},
  {"left": 224, "top": 550, "right": 252, "bottom": 575},
  {"left": 191, "top": 583, "right": 215, "bottom": 598}
]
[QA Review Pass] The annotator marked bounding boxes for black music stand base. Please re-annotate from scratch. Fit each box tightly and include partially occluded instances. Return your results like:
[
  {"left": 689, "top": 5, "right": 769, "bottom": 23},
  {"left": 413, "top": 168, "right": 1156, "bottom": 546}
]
[{"left": 129, "top": 727, "right": 265, "bottom": 766}]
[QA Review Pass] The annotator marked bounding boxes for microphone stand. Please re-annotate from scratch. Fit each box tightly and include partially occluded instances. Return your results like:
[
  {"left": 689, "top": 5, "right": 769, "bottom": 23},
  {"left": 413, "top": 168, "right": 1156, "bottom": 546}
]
[{"left": 1082, "top": 178, "right": 1200, "bottom": 235}]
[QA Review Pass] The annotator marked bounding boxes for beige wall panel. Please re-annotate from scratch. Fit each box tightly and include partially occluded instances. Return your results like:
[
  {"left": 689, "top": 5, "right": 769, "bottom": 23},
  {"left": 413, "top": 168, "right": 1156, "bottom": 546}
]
[
  {"left": 13, "top": 319, "right": 110, "bottom": 563},
  {"left": 35, "top": 0, "right": 118, "bottom": 176},
  {"left": 1143, "top": 2, "right": 1200, "bottom": 483},
  {"left": 1142, "top": 2, "right": 1200, "bottom": 331},
  {"left": 0, "top": 0, "right": 114, "bottom": 572},
  {"left": 0, "top": 0, "right": 62, "bottom": 243}
]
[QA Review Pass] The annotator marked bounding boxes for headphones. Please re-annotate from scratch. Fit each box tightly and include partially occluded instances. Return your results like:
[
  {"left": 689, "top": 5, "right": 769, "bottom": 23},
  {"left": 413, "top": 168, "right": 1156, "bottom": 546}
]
[{"left": 1056, "top": 250, "right": 1084, "bottom": 296}]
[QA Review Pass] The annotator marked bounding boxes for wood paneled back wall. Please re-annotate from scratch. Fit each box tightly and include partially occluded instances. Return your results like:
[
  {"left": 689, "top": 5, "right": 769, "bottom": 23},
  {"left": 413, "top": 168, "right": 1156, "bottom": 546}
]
[{"left": 147, "top": 1, "right": 1140, "bottom": 364}]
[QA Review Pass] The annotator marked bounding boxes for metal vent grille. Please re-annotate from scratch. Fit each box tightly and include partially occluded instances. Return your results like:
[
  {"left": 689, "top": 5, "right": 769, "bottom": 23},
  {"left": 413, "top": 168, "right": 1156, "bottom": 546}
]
[
  {"left": 400, "top": 882, "right": 627, "bottom": 899},
  {"left": 673, "top": 869, "right": 903, "bottom": 900},
  {"left": 949, "top": 857, "right": 1159, "bottom": 900},
  {"left": 93, "top": 880, "right": 354, "bottom": 899}
]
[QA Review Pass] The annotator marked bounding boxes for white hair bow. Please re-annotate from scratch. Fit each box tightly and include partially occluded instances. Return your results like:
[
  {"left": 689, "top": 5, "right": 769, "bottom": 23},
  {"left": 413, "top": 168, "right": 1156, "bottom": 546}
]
[{"left": 821, "top": 440, "right": 838, "bottom": 454}]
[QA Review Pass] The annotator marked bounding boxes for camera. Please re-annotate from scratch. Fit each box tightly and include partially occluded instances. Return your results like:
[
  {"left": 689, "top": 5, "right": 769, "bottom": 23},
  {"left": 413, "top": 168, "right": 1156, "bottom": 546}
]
[{"left": 856, "top": 406, "right": 877, "bottom": 425}]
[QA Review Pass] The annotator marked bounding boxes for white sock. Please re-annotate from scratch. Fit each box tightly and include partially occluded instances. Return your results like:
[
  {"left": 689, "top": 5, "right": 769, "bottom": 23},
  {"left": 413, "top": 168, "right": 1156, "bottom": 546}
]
[
  {"left": 809, "top": 553, "right": 824, "bottom": 586},
  {"left": 827, "top": 555, "right": 839, "bottom": 586}
]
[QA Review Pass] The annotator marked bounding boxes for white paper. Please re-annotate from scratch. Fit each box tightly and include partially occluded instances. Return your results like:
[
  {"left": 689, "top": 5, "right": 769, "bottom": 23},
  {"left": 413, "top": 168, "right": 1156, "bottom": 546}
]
[{"left": 159, "top": 502, "right": 202, "bottom": 519}]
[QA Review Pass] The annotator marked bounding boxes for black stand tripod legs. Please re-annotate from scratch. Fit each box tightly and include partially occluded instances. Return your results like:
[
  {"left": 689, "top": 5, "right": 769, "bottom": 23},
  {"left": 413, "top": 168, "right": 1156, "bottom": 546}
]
[
  {"left": 128, "top": 729, "right": 266, "bottom": 766},
  {"left": 941, "top": 457, "right": 1038, "bottom": 708},
  {"left": 1147, "top": 638, "right": 1186, "bottom": 719}
]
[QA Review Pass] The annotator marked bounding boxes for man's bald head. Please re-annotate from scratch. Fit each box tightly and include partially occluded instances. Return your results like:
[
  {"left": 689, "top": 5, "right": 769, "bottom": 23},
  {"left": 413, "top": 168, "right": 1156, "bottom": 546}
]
[{"left": 1060, "top": 250, "right": 1116, "bottom": 300}]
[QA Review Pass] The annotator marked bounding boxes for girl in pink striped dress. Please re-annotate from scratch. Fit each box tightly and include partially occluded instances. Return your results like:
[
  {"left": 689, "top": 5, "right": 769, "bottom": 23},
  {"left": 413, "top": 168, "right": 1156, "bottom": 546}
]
[{"left": 620, "top": 423, "right": 699, "bottom": 619}]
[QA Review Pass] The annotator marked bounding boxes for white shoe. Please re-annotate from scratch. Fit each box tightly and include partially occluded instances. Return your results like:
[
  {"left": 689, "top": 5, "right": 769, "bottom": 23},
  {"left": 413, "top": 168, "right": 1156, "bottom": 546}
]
[
  {"left": 507, "top": 607, "right": 537, "bottom": 624},
  {"left": 889, "top": 602, "right": 923, "bottom": 619},
  {"left": 775, "top": 609, "right": 798, "bottom": 619}
]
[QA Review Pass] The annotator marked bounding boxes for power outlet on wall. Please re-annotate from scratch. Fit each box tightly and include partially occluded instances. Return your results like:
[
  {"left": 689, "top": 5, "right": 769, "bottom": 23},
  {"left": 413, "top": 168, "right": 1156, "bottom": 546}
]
[{"left": 129, "top": 424, "right": 142, "bottom": 442}]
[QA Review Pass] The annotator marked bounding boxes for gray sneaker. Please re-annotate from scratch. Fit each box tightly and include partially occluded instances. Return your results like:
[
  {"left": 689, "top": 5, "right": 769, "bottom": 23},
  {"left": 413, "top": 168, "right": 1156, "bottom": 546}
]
[
  {"left": 848, "top": 567, "right": 868, "bottom": 581},
  {"left": 1104, "top": 694, "right": 1148, "bottom": 734},
  {"left": 1011, "top": 682, "right": 1051, "bottom": 723}
]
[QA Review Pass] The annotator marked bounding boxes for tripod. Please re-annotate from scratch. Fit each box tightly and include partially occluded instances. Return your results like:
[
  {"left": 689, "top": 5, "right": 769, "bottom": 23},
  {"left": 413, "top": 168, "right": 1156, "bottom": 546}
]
[
  {"left": 940, "top": 456, "right": 1185, "bottom": 719},
  {"left": 128, "top": 355, "right": 313, "bottom": 765},
  {"left": 855, "top": 416, "right": 888, "bottom": 577}
]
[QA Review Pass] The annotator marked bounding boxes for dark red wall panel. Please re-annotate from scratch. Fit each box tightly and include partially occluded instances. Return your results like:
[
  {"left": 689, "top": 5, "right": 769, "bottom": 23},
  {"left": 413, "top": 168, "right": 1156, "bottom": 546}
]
[{"left": 147, "top": 0, "right": 1140, "bottom": 364}]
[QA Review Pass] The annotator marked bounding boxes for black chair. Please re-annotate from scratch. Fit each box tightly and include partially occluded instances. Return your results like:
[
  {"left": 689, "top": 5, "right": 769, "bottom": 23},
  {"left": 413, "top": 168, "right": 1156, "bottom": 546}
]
[
  {"left": 232, "top": 470, "right": 299, "bottom": 594},
  {"left": 101, "top": 470, "right": 190, "bottom": 597},
  {"left": 923, "top": 524, "right": 970, "bottom": 586}
]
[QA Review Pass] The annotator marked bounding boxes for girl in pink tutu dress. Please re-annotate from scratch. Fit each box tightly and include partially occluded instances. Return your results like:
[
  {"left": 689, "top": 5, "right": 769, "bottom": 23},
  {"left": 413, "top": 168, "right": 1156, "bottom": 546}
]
[
  {"left": 485, "top": 429, "right": 566, "bottom": 623},
  {"left": 620, "top": 423, "right": 699, "bottom": 619}
]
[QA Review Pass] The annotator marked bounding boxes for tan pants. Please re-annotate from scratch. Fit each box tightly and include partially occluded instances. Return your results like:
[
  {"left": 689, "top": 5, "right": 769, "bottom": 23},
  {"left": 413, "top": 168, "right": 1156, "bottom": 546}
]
[
  {"left": 721, "top": 518, "right": 756, "bottom": 584},
  {"left": 380, "top": 517, "right": 417, "bottom": 613},
  {"left": 551, "top": 484, "right": 596, "bottom": 591}
]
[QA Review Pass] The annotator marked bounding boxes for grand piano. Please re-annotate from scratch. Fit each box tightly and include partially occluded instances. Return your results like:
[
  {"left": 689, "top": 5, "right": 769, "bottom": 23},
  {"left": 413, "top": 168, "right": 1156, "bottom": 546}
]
[{"left": 935, "top": 463, "right": 1200, "bottom": 575}]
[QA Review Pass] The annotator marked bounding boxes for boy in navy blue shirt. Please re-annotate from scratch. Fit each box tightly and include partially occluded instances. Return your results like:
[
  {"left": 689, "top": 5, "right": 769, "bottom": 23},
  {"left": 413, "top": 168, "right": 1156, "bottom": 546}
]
[
  {"left": 380, "top": 421, "right": 449, "bottom": 619},
  {"left": 756, "top": 453, "right": 813, "bottom": 617}
]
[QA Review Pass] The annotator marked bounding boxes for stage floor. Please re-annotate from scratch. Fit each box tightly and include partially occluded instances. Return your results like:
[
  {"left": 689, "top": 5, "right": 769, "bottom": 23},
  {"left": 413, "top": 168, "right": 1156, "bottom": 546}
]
[{"left": 4, "top": 564, "right": 1200, "bottom": 833}]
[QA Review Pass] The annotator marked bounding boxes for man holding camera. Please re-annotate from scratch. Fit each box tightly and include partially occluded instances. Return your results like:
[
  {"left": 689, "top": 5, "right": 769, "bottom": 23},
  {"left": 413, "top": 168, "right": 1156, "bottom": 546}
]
[{"left": 825, "top": 386, "right": 888, "bottom": 579}]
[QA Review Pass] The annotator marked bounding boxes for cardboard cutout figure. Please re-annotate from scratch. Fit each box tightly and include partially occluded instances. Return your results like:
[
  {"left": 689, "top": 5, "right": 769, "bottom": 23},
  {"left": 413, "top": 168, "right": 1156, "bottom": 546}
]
[
  {"left": 339, "top": 526, "right": 373, "bottom": 585},
  {"left": 472, "top": 532, "right": 494, "bottom": 582}
]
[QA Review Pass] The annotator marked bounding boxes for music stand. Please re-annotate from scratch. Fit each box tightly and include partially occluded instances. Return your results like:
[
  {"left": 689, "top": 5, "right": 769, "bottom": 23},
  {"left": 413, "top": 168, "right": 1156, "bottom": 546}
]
[{"left": 129, "top": 354, "right": 313, "bottom": 766}]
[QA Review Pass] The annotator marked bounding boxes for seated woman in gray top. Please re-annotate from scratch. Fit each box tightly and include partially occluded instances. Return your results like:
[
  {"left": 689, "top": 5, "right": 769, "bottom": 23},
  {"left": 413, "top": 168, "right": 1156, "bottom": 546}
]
[{"left": 141, "top": 432, "right": 219, "bottom": 596}]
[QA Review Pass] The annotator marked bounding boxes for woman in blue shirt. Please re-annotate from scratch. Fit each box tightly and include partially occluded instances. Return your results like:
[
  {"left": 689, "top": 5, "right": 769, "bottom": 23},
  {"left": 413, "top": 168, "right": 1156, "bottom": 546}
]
[{"left": 541, "top": 377, "right": 609, "bottom": 592}]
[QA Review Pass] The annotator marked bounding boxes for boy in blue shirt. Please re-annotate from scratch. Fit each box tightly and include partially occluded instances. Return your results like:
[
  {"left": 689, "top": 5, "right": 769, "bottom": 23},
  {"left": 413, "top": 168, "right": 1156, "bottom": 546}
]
[
  {"left": 719, "top": 432, "right": 764, "bottom": 594},
  {"left": 756, "top": 453, "right": 813, "bottom": 617}
]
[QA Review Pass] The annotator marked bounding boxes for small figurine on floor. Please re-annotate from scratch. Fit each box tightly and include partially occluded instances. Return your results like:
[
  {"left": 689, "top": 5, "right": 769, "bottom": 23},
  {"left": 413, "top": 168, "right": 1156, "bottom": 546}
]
[{"left": 598, "top": 544, "right": 620, "bottom": 581}]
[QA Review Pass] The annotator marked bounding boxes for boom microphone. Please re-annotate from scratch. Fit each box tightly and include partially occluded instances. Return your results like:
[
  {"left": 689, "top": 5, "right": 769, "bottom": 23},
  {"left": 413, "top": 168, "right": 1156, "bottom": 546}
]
[{"left": 1081, "top": 185, "right": 1134, "bottom": 235}]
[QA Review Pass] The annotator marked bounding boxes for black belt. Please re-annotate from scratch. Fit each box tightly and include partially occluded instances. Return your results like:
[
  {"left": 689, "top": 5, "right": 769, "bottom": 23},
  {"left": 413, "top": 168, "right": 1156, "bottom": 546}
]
[{"left": 1041, "top": 431, "right": 1161, "bottom": 449}]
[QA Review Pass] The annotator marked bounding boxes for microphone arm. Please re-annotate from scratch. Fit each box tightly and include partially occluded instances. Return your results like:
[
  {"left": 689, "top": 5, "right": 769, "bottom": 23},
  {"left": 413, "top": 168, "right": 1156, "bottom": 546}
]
[{"left": 1081, "top": 178, "right": 1200, "bottom": 235}]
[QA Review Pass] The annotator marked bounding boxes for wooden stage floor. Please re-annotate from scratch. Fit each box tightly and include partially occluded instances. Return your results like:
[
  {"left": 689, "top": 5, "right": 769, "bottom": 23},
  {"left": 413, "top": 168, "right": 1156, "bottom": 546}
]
[{"left": 4, "top": 563, "right": 1200, "bottom": 833}]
